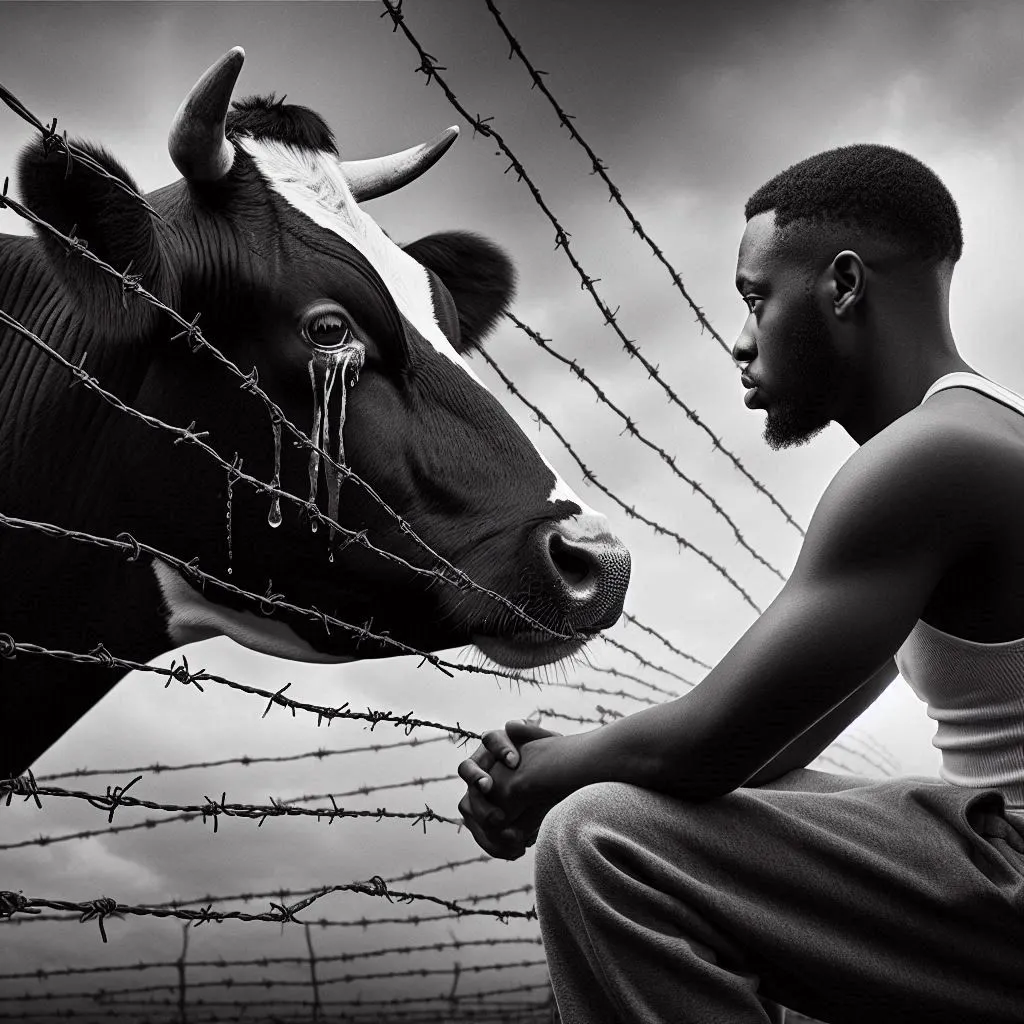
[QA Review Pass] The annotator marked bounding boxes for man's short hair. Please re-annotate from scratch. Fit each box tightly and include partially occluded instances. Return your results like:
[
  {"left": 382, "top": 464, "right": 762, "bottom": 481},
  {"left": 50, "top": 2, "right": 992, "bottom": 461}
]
[{"left": 745, "top": 144, "right": 963, "bottom": 263}]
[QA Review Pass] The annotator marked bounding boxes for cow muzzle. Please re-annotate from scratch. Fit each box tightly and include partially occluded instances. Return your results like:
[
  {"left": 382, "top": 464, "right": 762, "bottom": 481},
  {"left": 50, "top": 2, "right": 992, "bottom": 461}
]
[
  {"left": 472, "top": 514, "right": 631, "bottom": 669},
  {"left": 531, "top": 515, "right": 631, "bottom": 631}
]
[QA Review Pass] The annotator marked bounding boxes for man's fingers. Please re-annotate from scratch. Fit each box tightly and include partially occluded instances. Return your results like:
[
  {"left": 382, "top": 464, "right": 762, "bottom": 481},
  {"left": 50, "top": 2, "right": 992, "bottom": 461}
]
[
  {"left": 458, "top": 809, "right": 527, "bottom": 861},
  {"left": 505, "top": 719, "right": 561, "bottom": 745},
  {"left": 458, "top": 811, "right": 505, "bottom": 858},
  {"left": 459, "top": 784, "right": 505, "bottom": 826},
  {"left": 468, "top": 742, "right": 496, "bottom": 772},
  {"left": 482, "top": 728, "right": 520, "bottom": 768},
  {"left": 458, "top": 757, "right": 493, "bottom": 793}
]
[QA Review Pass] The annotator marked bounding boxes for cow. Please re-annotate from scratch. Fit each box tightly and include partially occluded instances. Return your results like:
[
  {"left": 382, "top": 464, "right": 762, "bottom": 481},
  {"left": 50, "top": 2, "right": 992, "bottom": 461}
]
[{"left": 0, "top": 48, "right": 631, "bottom": 778}]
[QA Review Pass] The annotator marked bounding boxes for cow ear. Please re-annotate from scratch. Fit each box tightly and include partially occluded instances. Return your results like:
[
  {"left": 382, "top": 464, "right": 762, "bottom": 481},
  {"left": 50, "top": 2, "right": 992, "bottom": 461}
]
[
  {"left": 403, "top": 231, "right": 515, "bottom": 354},
  {"left": 17, "top": 140, "right": 174, "bottom": 338}
]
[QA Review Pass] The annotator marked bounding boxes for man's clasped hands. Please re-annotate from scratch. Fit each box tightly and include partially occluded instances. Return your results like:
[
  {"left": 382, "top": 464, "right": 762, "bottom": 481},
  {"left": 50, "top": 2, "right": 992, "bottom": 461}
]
[{"left": 456, "top": 719, "right": 565, "bottom": 860}]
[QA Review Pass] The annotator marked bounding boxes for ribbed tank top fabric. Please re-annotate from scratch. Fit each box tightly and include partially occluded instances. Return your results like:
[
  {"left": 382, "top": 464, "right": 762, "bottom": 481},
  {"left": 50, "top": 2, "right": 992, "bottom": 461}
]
[{"left": 894, "top": 372, "right": 1024, "bottom": 808}]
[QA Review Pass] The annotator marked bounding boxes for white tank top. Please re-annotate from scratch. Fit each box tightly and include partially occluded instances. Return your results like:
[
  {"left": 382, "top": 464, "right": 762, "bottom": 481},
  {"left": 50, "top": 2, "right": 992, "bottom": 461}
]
[{"left": 894, "top": 372, "right": 1024, "bottom": 808}]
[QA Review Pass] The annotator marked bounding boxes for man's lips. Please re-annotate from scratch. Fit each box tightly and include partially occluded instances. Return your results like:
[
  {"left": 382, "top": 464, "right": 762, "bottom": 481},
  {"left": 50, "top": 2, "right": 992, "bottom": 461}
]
[{"left": 740, "top": 373, "right": 762, "bottom": 408}]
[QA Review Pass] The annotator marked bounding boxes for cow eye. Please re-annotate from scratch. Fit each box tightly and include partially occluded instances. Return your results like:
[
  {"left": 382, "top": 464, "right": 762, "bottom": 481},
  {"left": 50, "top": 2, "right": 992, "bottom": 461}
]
[{"left": 303, "top": 309, "right": 353, "bottom": 351}]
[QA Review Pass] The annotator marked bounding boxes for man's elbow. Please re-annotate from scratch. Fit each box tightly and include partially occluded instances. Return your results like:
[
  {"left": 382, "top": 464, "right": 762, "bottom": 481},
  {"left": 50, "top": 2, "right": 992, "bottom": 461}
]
[{"left": 664, "top": 768, "right": 749, "bottom": 803}]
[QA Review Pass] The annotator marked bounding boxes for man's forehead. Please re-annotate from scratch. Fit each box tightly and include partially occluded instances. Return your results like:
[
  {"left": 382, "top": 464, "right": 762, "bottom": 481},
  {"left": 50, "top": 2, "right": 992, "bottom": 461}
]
[
  {"left": 736, "top": 210, "right": 831, "bottom": 285},
  {"left": 735, "top": 210, "right": 780, "bottom": 286}
]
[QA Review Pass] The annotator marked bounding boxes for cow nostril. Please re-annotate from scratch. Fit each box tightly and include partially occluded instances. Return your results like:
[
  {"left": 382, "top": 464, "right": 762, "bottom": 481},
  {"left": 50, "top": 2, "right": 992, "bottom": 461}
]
[
  {"left": 548, "top": 533, "right": 594, "bottom": 589},
  {"left": 527, "top": 516, "right": 630, "bottom": 634}
]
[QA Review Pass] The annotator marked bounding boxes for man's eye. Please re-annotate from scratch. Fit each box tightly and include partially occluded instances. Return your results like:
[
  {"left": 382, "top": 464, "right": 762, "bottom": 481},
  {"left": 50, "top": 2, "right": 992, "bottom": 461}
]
[{"left": 743, "top": 295, "right": 761, "bottom": 313}]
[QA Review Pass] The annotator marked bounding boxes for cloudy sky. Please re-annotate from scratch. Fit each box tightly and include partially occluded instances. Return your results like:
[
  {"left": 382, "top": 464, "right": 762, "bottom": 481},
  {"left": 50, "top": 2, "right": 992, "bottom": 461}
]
[{"left": 2, "top": 0, "right": 1023, "bottom": 1016}]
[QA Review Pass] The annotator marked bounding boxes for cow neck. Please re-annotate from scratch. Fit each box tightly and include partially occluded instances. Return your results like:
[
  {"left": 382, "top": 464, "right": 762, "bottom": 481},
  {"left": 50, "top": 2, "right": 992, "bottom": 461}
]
[{"left": 0, "top": 235, "right": 179, "bottom": 775}]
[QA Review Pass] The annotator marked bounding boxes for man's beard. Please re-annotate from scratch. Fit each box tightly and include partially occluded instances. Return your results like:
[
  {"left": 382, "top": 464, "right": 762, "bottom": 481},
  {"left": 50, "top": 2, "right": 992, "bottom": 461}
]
[{"left": 763, "top": 300, "right": 839, "bottom": 450}]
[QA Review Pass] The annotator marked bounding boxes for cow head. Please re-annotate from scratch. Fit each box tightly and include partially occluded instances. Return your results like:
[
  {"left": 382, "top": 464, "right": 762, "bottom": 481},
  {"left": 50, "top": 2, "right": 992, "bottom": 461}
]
[{"left": 15, "top": 48, "right": 631, "bottom": 672}]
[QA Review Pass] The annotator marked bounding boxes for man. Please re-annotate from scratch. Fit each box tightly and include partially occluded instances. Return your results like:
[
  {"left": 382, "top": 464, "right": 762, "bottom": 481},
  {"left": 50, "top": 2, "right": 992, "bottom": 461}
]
[{"left": 457, "top": 144, "right": 1024, "bottom": 1023}]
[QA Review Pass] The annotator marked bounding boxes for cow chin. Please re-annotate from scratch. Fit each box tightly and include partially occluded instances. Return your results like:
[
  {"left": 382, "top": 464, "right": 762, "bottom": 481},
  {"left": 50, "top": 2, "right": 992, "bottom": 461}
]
[{"left": 471, "top": 631, "right": 590, "bottom": 671}]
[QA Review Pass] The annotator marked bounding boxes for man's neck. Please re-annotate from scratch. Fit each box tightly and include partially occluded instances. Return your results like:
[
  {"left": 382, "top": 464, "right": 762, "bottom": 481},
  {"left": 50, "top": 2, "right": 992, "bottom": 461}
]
[{"left": 840, "top": 309, "right": 970, "bottom": 445}]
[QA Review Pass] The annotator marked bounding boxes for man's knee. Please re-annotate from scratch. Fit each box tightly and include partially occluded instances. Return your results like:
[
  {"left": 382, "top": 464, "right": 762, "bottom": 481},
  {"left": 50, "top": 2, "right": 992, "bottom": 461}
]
[{"left": 535, "top": 782, "right": 642, "bottom": 880}]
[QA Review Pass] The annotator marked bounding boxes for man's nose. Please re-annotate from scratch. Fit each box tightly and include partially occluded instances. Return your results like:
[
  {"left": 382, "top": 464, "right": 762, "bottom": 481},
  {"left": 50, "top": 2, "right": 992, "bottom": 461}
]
[{"left": 732, "top": 325, "right": 756, "bottom": 364}]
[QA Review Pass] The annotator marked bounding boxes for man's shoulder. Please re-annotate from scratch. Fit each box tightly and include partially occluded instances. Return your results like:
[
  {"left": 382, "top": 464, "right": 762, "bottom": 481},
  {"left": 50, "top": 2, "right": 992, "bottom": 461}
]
[
  {"left": 852, "top": 383, "right": 1024, "bottom": 488},
  {"left": 813, "top": 387, "right": 1024, "bottom": 553}
]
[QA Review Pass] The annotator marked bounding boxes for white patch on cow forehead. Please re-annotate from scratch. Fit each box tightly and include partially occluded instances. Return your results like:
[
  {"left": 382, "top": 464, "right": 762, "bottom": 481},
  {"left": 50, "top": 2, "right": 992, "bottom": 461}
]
[
  {"left": 153, "top": 561, "right": 353, "bottom": 664},
  {"left": 240, "top": 138, "right": 485, "bottom": 384},
  {"left": 241, "top": 137, "right": 600, "bottom": 516}
]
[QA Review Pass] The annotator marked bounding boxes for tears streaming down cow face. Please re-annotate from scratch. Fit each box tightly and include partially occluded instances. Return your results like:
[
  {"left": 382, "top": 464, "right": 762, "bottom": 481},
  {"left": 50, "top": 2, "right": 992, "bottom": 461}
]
[{"left": 0, "top": 48, "right": 631, "bottom": 772}]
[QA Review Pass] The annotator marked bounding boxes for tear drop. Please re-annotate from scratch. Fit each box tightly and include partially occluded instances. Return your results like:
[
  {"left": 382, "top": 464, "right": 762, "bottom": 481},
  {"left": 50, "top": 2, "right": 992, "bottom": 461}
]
[
  {"left": 306, "top": 359, "right": 323, "bottom": 530},
  {"left": 268, "top": 416, "right": 283, "bottom": 528},
  {"left": 225, "top": 456, "right": 235, "bottom": 573},
  {"left": 305, "top": 335, "right": 365, "bottom": 548}
]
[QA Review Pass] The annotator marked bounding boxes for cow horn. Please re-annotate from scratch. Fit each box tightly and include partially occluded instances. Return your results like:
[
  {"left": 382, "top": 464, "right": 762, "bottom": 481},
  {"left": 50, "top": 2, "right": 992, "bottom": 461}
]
[
  {"left": 341, "top": 126, "right": 460, "bottom": 202},
  {"left": 169, "top": 47, "right": 245, "bottom": 182}
]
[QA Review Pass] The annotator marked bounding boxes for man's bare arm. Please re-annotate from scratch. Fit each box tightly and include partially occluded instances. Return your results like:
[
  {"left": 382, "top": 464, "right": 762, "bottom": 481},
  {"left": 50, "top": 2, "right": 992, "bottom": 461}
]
[{"left": 742, "top": 658, "right": 897, "bottom": 787}]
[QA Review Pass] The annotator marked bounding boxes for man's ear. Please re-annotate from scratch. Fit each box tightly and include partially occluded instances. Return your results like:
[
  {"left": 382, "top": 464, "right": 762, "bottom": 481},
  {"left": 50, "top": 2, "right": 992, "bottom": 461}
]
[
  {"left": 830, "top": 250, "right": 866, "bottom": 318},
  {"left": 403, "top": 231, "right": 516, "bottom": 354},
  {"left": 18, "top": 140, "right": 174, "bottom": 338}
]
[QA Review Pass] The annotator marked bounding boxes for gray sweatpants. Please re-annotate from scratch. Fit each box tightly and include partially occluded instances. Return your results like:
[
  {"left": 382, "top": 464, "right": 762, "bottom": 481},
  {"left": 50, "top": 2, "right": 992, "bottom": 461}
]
[{"left": 534, "top": 769, "right": 1024, "bottom": 1023}]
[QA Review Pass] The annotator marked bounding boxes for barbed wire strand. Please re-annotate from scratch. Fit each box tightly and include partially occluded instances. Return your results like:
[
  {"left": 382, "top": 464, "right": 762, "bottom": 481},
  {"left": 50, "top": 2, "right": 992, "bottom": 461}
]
[
  {"left": 0, "top": 986, "right": 554, "bottom": 1022},
  {"left": 2, "top": 958, "right": 550, "bottom": 1006},
  {"left": 66, "top": 856, "right": 496, "bottom": 919},
  {"left": 280, "top": 773, "right": 454, "bottom": 806},
  {"left": 534, "top": 707, "right": 622, "bottom": 729},
  {"left": 379, "top": 0, "right": 805, "bottom": 540},
  {"left": 0, "top": 876, "right": 535, "bottom": 943},
  {"left": 828, "top": 739, "right": 893, "bottom": 777},
  {"left": 0, "top": 630, "right": 667, "bottom": 761},
  {"left": 33, "top": 736, "right": 450, "bottom": 783},
  {"left": 848, "top": 727, "right": 901, "bottom": 771},
  {"left": 0, "top": 980, "right": 556, "bottom": 1015},
  {"left": 0, "top": 883, "right": 532, "bottom": 931},
  {"left": 541, "top": 674, "right": 659, "bottom": 707},
  {"left": 0, "top": 1010, "right": 549, "bottom": 1024},
  {"left": 0, "top": 631, "right": 474, "bottom": 738},
  {"left": 0, "top": 1007, "right": 552, "bottom": 1024},
  {"left": 621, "top": 612, "right": 711, "bottom": 670},
  {"left": 0, "top": 774, "right": 464, "bottom": 843},
  {"left": 588, "top": 662, "right": 683, "bottom": 698},
  {"left": 52, "top": 1008, "right": 548, "bottom": 1024},
  {"left": 0, "top": 83, "right": 163, "bottom": 219},
  {"left": 77, "top": 979, "right": 553, "bottom": 1009},
  {"left": 599, "top": 635, "right": 698, "bottom": 686},
  {"left": 0, "top": 517, "right": 605, "bottom": 690},
  {"left": 0, "top": 936, "right": 543, "bottom": 983}
]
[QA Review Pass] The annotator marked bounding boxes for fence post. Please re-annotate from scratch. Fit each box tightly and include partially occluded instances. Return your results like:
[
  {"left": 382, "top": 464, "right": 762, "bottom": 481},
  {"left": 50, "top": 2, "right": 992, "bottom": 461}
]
[
  {"left": 177, "top": 921, "right": 189, "bottom": 1024},
  {"left": 304, "top": 922, "right": 321, "bottom": 1022}
]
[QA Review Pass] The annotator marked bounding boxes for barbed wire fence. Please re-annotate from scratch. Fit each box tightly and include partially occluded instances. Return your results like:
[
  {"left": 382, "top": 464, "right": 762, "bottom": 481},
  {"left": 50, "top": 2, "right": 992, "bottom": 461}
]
[{"left": 0, "top": 3, "right": 898, "bottom": 1021}]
